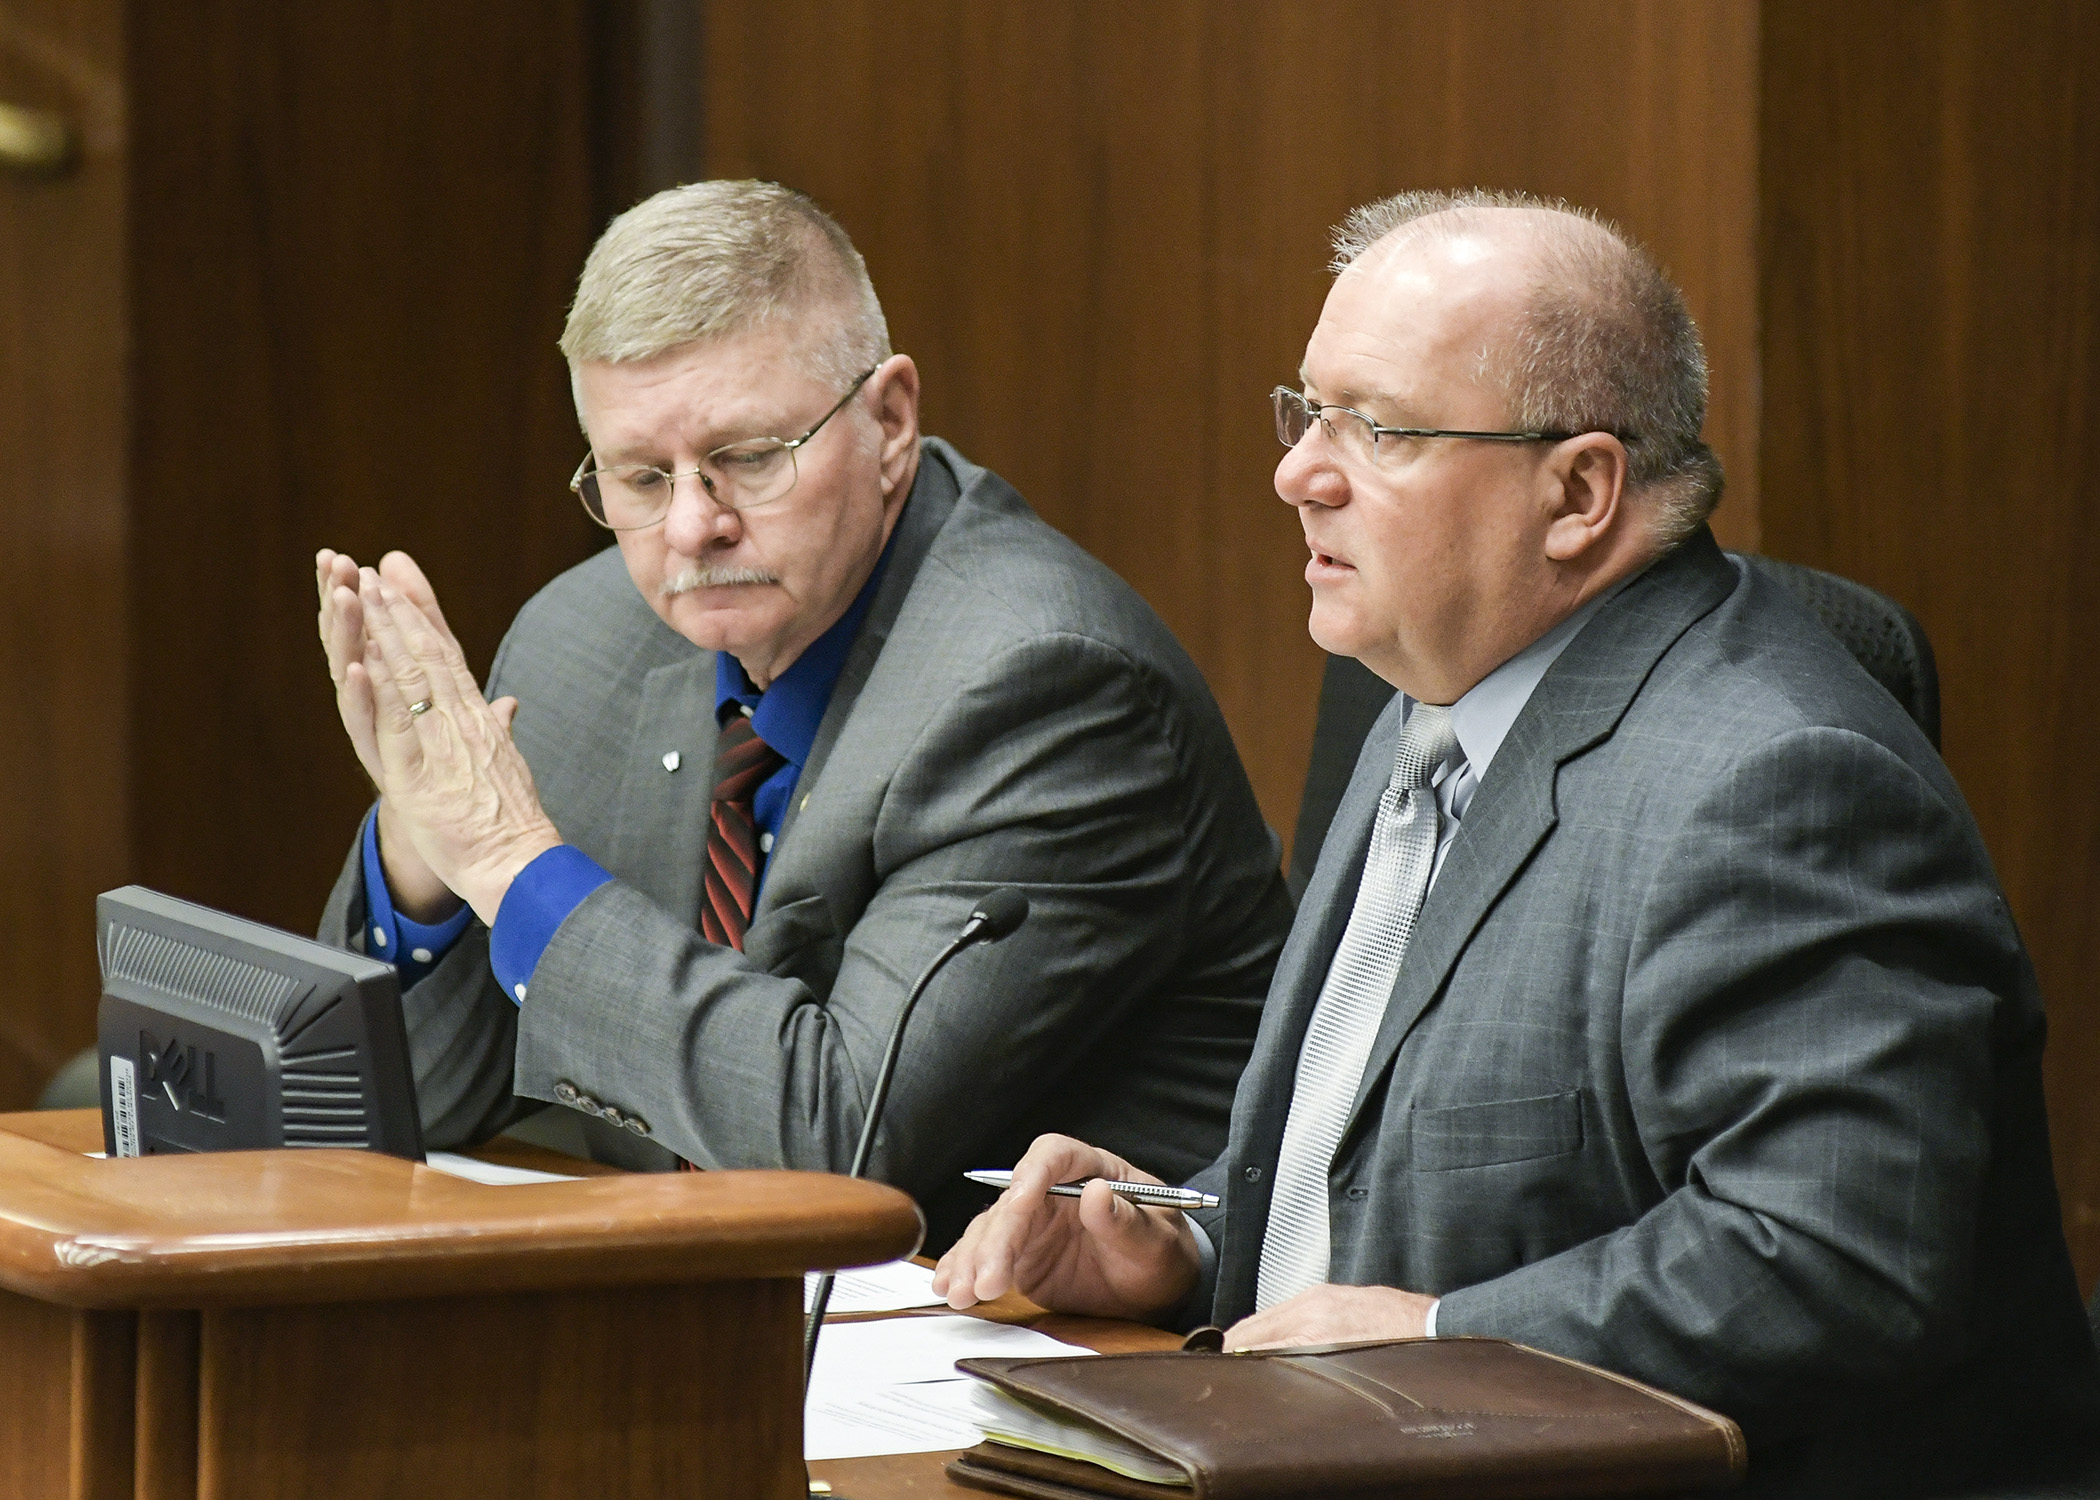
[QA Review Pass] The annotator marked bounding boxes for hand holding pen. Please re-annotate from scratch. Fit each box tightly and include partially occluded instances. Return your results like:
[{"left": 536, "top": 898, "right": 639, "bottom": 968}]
[
  {"left": 966, "top": 1169, "right": 1219, "bottom": 1210},
  {"left": 933, "top": 1135, "right": 1207, "bottom": 1321}
]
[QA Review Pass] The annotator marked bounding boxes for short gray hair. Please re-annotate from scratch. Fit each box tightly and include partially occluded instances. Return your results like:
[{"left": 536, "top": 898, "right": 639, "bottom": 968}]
[
  {"left": 1332, "top": 188, "right": 1723, "bottom": 548},
  {"left": 560, "top": 179, "right": 890, "bottom": 393}
]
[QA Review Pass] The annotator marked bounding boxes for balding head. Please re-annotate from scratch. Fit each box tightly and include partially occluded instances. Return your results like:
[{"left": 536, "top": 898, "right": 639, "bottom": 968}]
[{"left": 1333, "top": 191, "right": 1722, "bottom": 547}]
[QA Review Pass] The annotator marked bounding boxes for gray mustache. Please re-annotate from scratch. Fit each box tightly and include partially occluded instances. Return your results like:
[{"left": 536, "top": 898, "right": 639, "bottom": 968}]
[{"left": 663, "top": 563, "right": 781, "bottom": 596}]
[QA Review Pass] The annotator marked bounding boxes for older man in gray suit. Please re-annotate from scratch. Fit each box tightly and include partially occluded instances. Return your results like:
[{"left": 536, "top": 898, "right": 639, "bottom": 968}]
[
  {"left": 312, "top": 181, "right": 1291, "bottom": 1247},
  {"left": 934, "top": 190, "right": 2099, "bottom": 1493}
]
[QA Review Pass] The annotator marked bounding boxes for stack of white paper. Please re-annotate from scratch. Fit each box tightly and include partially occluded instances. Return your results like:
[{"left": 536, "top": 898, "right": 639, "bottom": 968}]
[
  {"left": 802, "top": 1258, "right": 947, "bottom": 1314},
  {"left": 805, "top": 1313, "right": 1094, "bottom": 1460}
]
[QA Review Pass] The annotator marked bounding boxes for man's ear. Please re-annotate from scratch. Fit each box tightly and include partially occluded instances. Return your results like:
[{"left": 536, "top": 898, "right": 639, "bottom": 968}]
[
  {"left": 1541, "top": 433, "right": 1630, "bottom": 562},
  {"left": 870, "top": 354, "right": 922, "bottom": 498}
]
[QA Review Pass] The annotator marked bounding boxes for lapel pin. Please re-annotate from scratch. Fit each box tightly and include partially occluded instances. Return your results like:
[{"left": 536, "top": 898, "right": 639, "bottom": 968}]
[{"left": 662, "top": 751, "right": 681, "bottom": 772}]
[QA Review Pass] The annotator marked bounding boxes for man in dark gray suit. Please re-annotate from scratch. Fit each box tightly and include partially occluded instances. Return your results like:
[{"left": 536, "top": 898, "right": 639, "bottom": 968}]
[
  {"left": 934, "top": 190, "right": 2099, "bottom": 1492},
  {"left": 312, "top": 180, "right": 1291, "bottom": 1246}
]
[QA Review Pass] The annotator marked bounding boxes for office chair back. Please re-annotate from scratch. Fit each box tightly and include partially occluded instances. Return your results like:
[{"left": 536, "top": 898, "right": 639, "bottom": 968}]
[{"left": 1287, "top": 553, "right": 1942, "bottom": 899}]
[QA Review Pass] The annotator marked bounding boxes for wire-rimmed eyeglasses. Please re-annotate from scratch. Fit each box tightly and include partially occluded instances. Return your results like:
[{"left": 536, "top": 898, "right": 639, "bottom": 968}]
[
  {"left": 571, "top": 366, "right": 879, "bottom": 531},
  {"left": 1272, "top": 387, "right": 1637, "bottom": 464}
]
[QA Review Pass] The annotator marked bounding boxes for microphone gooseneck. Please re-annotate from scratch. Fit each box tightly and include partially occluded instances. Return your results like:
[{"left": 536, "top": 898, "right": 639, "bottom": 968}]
[{"left": 802, "top": 888, "right": 1031, "bottom": 1386}]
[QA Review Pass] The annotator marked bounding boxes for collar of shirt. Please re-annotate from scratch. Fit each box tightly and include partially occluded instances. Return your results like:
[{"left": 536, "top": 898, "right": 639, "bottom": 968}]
[
  {"left": 712, "top": 517, "right": 902, "bottom": 760},
  {"left": 1415, "top": 573, "right": 1640, "bottom": 826}
]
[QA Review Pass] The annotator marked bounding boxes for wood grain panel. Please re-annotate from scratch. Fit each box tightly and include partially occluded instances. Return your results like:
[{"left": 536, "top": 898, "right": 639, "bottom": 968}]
[
  {"left": 0, "top": 1291, "right": 132, "bottom": 1500},
  {"left": 197, "top": 1279, "right": 803, "bottom": 1500},
  {"left": 134, "top": 1310, "right": 199, "bottom": 1500},
  {"left": 1759, "top": 0, "right": 2100, "bottom": 1287},
  {"left": 0, "top": 0, "right": 131, "bottom": 1110},
  {"left": 122, "top": 1, "right": 609, "bottom": 940},
  {"left": 701, "top": 0, "right": 1759, "bottom": 848},
  {"left": 0, "top": 1288, "right": 80, "bottom": 1500},
  {"left": 68, "top": 1305, "right": 132, "bottom": 1500}
]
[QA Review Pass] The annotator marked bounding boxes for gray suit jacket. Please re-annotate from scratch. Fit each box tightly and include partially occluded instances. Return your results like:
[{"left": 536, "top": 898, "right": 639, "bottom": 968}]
[
  {"left": 323, "top": 440, "right": 1292, "bottom": 1246},
  {"left": 1188, "top": 531, "right": 2098, "bottom": 1495}
]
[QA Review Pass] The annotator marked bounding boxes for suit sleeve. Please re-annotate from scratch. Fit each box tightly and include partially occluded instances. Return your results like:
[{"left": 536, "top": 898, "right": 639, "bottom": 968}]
[
  {"left": 1432, "top": 726, "right": 2028, "bottom": 1429},
  {"left": 509, "top": 632, "right": 1206, "bottom": 1205}
]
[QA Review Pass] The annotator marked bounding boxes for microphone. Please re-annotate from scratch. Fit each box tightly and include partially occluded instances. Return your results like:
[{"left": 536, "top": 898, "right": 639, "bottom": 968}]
[
  {"left": 958, "top": 886, "right": 1029, "bottom": 944},
  {"left": 802, "top": 888, "right": 1031, "bottom": 1383}
]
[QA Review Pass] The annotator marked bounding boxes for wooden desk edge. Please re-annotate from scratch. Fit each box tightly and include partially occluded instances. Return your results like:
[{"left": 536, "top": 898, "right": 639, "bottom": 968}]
[{"left": 0, "top": 1110, "right": 923, "bottom": 1308}]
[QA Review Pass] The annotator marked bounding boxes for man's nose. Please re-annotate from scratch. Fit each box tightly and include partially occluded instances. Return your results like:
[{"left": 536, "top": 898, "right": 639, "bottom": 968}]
[
  {"left": 1275, "top": 435, "right": 1346, "bottom": 511},
  {"left": 662, "top": 470, "right": 739, "bottom": 555}
]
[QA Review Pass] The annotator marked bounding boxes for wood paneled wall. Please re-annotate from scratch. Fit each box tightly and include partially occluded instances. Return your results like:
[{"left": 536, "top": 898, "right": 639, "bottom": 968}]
[
  {"left": 1760, "top": 0, "right": 2100, "bottom": 1286},
  {"left": 701, "top": 0, "right": 1762, "bottom": 841},
  {"left": 123, "top": 2, "right": 612, "bottom": 932},
  {"left": 0, "top": 0, "right": 130, "bottom": 1110},
  {"left": 0, "top": 1, "right": 660, "bottom": 1109}
]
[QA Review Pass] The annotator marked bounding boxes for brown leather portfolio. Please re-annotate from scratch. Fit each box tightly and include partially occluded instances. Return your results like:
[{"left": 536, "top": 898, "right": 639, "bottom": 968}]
[{"left": 945, "top": 1336, "right": 1746, "bottom": 1500}]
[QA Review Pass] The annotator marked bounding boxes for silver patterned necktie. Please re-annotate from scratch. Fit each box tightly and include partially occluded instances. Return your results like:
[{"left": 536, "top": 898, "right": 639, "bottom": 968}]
[{"left": 1256, "top": 702, "right": 1460, "bottom": 1310}]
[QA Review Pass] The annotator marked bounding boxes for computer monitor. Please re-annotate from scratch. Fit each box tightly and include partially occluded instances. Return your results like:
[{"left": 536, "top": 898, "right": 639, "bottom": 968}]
[{"left": 96, "top": 885, "right": 424, "bottom": 1160}]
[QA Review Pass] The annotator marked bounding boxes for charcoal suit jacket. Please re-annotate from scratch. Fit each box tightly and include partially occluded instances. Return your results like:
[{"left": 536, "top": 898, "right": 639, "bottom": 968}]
[
  {"left": 323, "top": 439, "right": 1292, "bottom": 1247},
  {"left": 1187, "top": 529, "right": 2098, "bottom": 1496}
]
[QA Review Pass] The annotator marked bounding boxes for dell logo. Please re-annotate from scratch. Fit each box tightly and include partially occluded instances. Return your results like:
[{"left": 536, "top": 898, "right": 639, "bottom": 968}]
[{"left": 138, "top": 1030, "right": 228, "bottom": 1121}]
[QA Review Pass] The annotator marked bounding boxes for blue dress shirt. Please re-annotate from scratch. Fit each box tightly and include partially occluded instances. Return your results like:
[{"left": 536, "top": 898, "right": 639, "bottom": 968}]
[{"left": 364, "top": 527, "right": 899, "bottom": 1007}]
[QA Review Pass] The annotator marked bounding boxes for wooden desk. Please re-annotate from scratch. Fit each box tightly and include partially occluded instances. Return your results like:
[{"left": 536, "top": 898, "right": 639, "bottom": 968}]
[
  {"left": 810, "top": 1298, "right": 1182, "bottom": 1500},
  {"left": 0, "top": 1109, "right": 921, "bottom": 1500}
]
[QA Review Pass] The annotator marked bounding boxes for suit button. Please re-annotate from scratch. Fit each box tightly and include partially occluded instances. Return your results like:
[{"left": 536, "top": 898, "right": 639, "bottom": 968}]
[
  {"left": 1345, "top": 1186, "right": 1369, "bottom": 1200},
  {"left": 624, "top": 1117, "right": 649, "bottom": 1137},
  {"left": 553, "top": 1081, "right": 579, "bottom": 1104},
  {"left": 1243, "top": 1166, "right": 1263, "bottom": 1183},
  {"left": 601, "top": 1106, "right": 626, "bottom": 1128},
  {"left": 577, "top": 1094, "right": 604, "bottom": 1117}
]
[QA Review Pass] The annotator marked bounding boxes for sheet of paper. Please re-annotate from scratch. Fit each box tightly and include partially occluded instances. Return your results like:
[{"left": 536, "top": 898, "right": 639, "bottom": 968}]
[
  {"left": 422, "top": 1151, "right": 581, "bottom": 1186},
  {"left": 808, "top": 1311, "right": 1093, "bottom": 1396},
  {"left": 805, "top": 1311, "right": 1094, "bottom": 1459},
  {"left": 804, "top": 1258, "right": 945, "bottom": 1313},
  {"left": 805, "top": 1377, "right": 988, "bottom": 1460}
]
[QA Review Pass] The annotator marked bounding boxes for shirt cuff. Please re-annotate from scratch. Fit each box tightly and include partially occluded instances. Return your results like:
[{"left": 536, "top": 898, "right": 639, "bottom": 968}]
[
  {"left": 360, "top": 809, "right": 473, "bottom": 989},
  {"left": 1423, "top": 1297, "right": 1440, "bottom": 1337},
  {"left": 1189, "top": 1218, "right": 1219, "bottom": 1284},
  {"left": 488, "top": 844, "right": 614, "bottom": 1006}
]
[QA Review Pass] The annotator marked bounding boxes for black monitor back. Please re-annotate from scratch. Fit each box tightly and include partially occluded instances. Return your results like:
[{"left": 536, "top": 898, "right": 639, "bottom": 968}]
[{"left": 96, "top": 885, "right": 423, "bottom": 1160}]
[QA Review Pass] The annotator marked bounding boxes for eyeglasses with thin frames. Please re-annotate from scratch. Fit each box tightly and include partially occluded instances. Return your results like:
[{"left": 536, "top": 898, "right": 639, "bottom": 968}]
[
  {"left": 1272, "top": 387, "right": 1637, "bottom": 466},
  {"left": 571, "top": 365, "right": 880, "bottom": 531}
]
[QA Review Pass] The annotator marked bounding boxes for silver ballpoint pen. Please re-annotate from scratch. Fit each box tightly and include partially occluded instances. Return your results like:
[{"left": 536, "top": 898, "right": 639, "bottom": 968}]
[{"left": 964, "top": 1169, "right": 1220, "bottom": 1210}]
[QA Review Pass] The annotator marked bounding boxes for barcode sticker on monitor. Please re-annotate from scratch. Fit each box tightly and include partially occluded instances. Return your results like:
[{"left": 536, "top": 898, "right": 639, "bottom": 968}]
[{"left": 108, "top": 1055, "right": 140, "bottom": 1158}]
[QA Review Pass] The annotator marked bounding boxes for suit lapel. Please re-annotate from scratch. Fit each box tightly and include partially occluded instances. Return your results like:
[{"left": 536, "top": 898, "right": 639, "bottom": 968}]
[
  {"left": 1335, "top": 530, "right": 1743, "bottom": 1146},
  {"left": 602, "top": 651, "right": 720, "bottom": 922},
  {"left": 755, "top": 445, "right": 962, "bottom": 921}
]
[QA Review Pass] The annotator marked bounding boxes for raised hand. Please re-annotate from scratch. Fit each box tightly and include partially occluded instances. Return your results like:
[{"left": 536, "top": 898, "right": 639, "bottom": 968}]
[
  {"left": 931, "top": 1133, "right": 1201, "bottom": 1323},
  {"left": 356, "top": 564, "right": 558, "bottom": 924}
]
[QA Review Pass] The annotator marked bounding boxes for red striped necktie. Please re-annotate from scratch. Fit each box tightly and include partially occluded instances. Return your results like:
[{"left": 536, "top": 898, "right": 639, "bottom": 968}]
[{"left": 700, "top": 712, "right": 785, "bottom": 952}]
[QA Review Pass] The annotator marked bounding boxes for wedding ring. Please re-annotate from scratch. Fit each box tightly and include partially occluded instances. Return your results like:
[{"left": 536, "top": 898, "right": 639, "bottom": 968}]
[{"left": 407, "top": 698, "right": 434, "bottom": 717}]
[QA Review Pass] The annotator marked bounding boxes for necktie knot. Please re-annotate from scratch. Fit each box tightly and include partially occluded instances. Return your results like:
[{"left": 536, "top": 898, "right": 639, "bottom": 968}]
[{"left": 1392, "top": 703, "right": 1458, "bottom": 792}]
